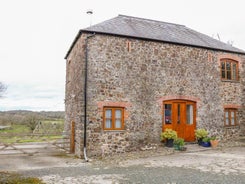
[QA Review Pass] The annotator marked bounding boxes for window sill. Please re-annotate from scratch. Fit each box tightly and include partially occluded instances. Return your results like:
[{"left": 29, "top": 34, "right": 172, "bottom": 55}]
[
  {"left": 102, "top": 129, "right": 125, "bottom": 132},
  {"left": 221, "top": 80, "right": 240, "bottom": 83},
  {"left": 224, "top": 125, "right": 240, "bottom": 129}
]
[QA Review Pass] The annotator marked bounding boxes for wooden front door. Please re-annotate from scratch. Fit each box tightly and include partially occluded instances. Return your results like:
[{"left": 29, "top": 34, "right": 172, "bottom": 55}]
[{"left": 163, "top": 100, "right": 196, "bottom": 141}]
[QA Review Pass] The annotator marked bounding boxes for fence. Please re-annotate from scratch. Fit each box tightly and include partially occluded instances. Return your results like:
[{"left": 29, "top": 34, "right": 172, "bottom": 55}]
[
  {"left": 0, "top": 122, "right": 70, "bottom": 155},
  {"left": 0, "top": 132, "right": 70, "bottom": 156}
]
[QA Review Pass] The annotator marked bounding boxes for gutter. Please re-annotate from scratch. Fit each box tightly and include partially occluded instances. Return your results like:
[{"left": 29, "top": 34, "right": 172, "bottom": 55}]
[{"left": 83, "top": 33, "right": 95, "bottom": 162}]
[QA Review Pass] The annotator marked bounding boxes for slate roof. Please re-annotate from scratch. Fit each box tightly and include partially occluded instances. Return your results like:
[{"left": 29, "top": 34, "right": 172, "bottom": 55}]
[{"left": 65, "top": 15, "right": 245, "bottom": 58}]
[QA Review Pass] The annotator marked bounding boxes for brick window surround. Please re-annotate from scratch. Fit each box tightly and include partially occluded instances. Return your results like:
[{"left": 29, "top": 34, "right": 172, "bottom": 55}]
[{"left": 97, "top": 101, "right": 131, "bottom": 131}]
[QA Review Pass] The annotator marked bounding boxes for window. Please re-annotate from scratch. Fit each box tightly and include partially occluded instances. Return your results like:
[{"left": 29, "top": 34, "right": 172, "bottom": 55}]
[
  {"left": 224, "top": 109, "right": 238, "bottom": 126},
  {"left": 186, "top": 104, "right": 194, "bottom": 125},
  {"left": 103, "top": 107, "right": 124, "bottom": 130},
  {"left": 164, "top": 104, "right": 172, "bottom": 124},
  {"left": 221, "top": 59, "right": 238, "bottom": 81}
]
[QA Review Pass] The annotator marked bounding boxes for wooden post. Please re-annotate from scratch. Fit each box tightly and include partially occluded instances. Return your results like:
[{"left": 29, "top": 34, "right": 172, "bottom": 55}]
[{"left": 70, "top": 121, "right": 75, "bottom": 153}]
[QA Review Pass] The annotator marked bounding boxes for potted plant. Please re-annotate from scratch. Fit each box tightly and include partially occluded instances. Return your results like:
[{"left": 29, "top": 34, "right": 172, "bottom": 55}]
[
  {"left": 161, "top": 129, "right": 177, "bottom": 147},
  {"left": 210, "top": 136, "right": 219, "bottom": 148},
  {"left": 174, "top": 138, "right": 185, "bottom": 150},
  {"left": 201, "top": 137, "right": 211, "bottom": 147},
  {"left": 195, "top": 129, "right": 208, "bottom": 145}
]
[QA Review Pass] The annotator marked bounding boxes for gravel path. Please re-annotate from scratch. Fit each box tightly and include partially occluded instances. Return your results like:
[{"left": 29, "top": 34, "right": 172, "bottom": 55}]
[
  {"left": 21, "top": 164, "right": 245, "bottom": 184},
  {"left": 17, "top": 146, "right": 245, "bottom": 184},
  {"left": 1, "top": 142, "right": 245, "bottom": 184}
]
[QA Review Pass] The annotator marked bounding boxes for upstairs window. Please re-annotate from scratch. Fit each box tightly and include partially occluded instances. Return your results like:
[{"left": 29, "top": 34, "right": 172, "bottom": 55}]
[
  {"left": 103, "top": 107, "right": 124, "bottom": 130},
  {"left": 221, "top": 59, "right": 238, "bottom": 81},
  {"left": 224, "top": 108, "right": 238, "bottom": 127}
]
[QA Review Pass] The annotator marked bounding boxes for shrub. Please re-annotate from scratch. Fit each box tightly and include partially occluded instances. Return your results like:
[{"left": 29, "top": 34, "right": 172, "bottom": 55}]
[
  {"left": 202, "top": 137, "right": 211, "bottom": 143},
  {"left": 174, "top": 138, "right": 185, "bottom": 146},
  {"left": 195, "top": 129, "right": 208, "bottom": 139},
  {"left": 161, "top": 129, "right": 177, "bottom": 140}
]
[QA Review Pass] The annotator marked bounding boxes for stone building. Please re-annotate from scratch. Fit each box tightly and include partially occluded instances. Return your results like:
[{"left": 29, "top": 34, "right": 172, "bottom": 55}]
[{"left": 65, "top": 15, "right": 245, "bottom": 158}]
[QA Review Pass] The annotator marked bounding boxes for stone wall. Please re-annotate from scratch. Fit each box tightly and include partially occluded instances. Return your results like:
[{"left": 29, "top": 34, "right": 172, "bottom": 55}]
[
  {"left": 65, "top": 33, "right": 245, "bottom": 157},
  {"left": 65, "top": 35, "right": 87, "bottom": 157}
]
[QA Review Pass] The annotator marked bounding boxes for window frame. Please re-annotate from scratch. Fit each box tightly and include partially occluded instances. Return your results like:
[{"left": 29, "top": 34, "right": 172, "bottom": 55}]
[
  {"left": 103, "top": 107, "right": 124, "bottom": 130},
  {"left": 221, "top": 59, "right": 239, "bottom": 81},
  {"left": 224, "top": 108, "right": 238, "bottom": 127}
]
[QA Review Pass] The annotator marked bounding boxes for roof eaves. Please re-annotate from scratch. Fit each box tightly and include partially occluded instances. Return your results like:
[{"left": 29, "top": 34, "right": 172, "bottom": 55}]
[{"left": 64, "top": 30, "right": 82, "bottom": 59}]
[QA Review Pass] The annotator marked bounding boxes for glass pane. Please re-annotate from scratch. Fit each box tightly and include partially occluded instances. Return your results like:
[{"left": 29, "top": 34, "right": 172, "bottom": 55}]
[
  {"left": 227, "top": 71, "right": 231, "bottom": 80},
  {"left": 225, "top": 111, "right": 229, "bottom": 118},
  {"left": 115, "top": 119, "right": 121, "bottom": 128},
  {"left": 186, "top": 105, "right": 193, "bottom": 125},
  {"left": 231, "top": 111, "right": 235, "bottom": 125},
  {"left": 106, "top": 110, "right": 112, "bottom": 118},
  {"left": 164, "top": 104, "right": 172, "bottom": 124},
  {"left": 177, "top": 104, "right": 181, "bottom": 124},
  {"left": 106, "top": 119, "right": 112, "bottom": 128},
  {"left": 222, "top": 71, "right": 226, "bottom": 79},
  {"left": 115, "top": 110, "right": 122, "bottom": 118},
  {"left": 232, "top": 64, "right": 237, "bottom": 80},
  {"left": 221, "top": 62, "right": 225, "bottom": 69},
  {"left": 225, "top": 112, "right": 229, "bottom": 126},
  {"left": 226, "top": 62, "right": 231, "bottom": 70}
]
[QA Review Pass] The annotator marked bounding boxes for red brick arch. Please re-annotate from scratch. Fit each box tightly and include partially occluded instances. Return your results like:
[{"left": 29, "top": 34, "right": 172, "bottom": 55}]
[
  {"left": 158, "top": 95, "right": 200, "bottom": 104},
  {"left": 218, "top": 54, "right": 242, "bottom": 67}
]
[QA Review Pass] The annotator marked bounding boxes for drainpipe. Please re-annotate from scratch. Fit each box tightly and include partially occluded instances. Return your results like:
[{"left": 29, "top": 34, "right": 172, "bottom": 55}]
[{"left": 84, "top": 33, "right": 95, "bottom": 162}]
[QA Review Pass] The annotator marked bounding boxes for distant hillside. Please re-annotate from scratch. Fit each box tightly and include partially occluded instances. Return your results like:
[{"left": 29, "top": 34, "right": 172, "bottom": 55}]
[{"left": 0, "top": 110, "right": 64, "bottom": 125}]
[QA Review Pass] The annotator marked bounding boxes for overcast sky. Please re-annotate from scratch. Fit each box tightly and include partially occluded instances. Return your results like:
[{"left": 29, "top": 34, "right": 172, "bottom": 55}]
[{"left": 0, "top": 0, "right": 244, "bottom": 111}]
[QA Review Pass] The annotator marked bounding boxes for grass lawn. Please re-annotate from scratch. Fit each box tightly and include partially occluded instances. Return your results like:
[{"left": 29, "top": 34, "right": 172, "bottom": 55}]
[{"left": 0, "top": 172, "right": 44, "bottom": 184}]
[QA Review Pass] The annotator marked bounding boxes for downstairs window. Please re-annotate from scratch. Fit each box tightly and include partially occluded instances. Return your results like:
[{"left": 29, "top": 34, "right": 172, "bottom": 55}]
[
  {"left": 103, "top": 107, "right": 124, "bottom": 130},
  {"left": 224, "top": 108, "right": 238, "bottom": 127}
]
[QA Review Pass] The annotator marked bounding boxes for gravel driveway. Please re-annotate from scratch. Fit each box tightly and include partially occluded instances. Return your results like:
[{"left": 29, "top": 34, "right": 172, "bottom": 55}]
[{"left": 1, "top": 145, "right": 245, "bottom": 184}]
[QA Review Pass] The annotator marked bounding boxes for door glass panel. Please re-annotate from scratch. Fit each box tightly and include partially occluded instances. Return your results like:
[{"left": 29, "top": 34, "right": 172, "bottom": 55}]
[
  {"left": 186, "top": 104, "right": 193, "bottom": 125},
  {"left": 177, "top": 104, "right": 180, "bottom": 124},
  {"left": 164, "top": 104, "right": 172, "bottom": 124}
]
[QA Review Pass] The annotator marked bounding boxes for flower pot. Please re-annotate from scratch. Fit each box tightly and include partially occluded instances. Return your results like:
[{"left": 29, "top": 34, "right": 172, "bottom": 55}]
[
  {"left": 165, "top": 139, "right": 174, "bottom": 147},
  {"left": 174, "top": 144, "right": 180, "bottom": 150},
  {"left": 197, "top": 139, "right": 203, "bottom": 146},
  {"left": 210, "top": 140, "right": 219, "bottom": 148},
  {"left": 201, "top": 142, "right": 211, "bottom": 147}
]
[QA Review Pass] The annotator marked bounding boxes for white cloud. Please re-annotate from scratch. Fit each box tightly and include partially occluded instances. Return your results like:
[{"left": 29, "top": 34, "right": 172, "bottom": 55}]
[{"left": 0, "top": 82, "right": 64, "bottom": 111}]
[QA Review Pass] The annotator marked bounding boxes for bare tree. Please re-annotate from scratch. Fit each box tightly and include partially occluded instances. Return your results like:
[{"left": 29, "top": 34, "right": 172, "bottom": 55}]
[
  {"left": 0, "top": 82, "right": 7, "bottom": 98},
  {"left": 25, "top": 115, "right": 40, "bottom": 131}
]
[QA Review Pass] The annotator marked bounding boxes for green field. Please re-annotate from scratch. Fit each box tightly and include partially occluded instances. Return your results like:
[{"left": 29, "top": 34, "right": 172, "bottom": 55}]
[{"left": 0, "top": 119, "right": 64, "bottom": 143}]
